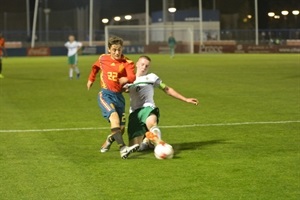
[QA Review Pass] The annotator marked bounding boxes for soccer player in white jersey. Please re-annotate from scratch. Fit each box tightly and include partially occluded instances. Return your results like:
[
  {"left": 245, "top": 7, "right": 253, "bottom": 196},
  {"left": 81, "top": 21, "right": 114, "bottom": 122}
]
[
  {"left": 125, "top": 55, "right": 199, "bottom": 150},
  {"left": 64, "top": 35, "right": 82, "bottom": 79}
]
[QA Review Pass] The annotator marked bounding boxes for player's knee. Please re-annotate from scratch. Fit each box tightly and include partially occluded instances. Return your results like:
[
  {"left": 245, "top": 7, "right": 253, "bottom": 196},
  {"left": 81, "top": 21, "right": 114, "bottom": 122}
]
[
  {"left": 120, "top": 126, "right": 125, "bottom": 134},
  {"left": 146, "top": 114, "right": 157, "bottom": 125}
]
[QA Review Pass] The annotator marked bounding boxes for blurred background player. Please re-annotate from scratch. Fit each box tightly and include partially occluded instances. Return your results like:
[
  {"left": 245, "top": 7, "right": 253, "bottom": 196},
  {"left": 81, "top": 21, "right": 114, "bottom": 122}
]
[
  {"left": 168, "top": 32, "right": 176, "bottom": 58},
  {"left": 87, "top": 36, "right": 139, "bottom": 159},
  {"left": 0, "top": 32, "right": 6, "bottom": 78},
  {"left": 64, "top": 35, "right": 82, "bottom": 79},
  {"left": 125, "top": 55, "right": 199, "bottom": 150}
]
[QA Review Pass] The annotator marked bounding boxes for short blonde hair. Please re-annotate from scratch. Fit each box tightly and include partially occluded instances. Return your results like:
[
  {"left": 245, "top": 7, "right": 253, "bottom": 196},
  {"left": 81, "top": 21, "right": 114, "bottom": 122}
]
[{"left": 139, "top": 55, "right": 151, "bottom": 62}]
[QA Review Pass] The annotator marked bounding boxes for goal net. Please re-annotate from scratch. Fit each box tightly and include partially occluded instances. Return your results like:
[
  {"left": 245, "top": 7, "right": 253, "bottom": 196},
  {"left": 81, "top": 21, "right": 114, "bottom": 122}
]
[{"left": 104, "top": 25, "right": 194, "bottom": 54}]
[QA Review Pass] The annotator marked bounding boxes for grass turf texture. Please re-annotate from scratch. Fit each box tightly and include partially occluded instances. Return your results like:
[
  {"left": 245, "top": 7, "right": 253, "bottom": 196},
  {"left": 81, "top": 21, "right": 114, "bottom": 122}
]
[{"left": 0, "top": 54, "right": 299, "bottom": 200}]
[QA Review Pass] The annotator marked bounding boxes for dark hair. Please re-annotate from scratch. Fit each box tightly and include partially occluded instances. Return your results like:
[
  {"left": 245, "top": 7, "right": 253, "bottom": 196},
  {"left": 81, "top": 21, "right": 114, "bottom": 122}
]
[
  {"left": 108, "top": 36, "right": 123, "bottom": 48},
  {"left": 139, "top": 55, "right": 151, "bottom": 62}
]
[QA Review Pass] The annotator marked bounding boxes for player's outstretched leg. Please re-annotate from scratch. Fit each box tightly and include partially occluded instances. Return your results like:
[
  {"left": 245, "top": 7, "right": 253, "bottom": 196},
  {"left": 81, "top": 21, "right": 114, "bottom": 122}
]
[
  {"left": 138, "top": 137, "right": 155, "bottom": 152},
  {"left": 100, "top": 134, "right": 115, "bottom": 153},
  {"left": 120, "top": 144, "right": 139, "bottom": 159},
  {"left": 145, "top": 131, "right": 165, "bottom": 146}
]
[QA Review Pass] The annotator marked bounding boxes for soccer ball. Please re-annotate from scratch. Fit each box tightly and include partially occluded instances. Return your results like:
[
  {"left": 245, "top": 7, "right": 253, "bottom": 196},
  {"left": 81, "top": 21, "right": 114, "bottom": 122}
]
[{"left": 154, "top": 143, "right": 174, "bottom": 160}]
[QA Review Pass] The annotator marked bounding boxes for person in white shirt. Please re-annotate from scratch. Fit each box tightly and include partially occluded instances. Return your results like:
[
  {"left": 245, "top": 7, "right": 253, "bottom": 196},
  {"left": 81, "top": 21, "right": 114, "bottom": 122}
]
[
  {"left": 125, "top": 55, "right": 199, "bottom": 150},
  {"left": 64, "top": 35, "right": 82, "bottom": 79}
]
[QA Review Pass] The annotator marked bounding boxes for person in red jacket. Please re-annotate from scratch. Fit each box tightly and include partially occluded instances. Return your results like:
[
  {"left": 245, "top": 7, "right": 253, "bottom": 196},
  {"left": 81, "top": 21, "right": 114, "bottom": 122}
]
[
  {"left": 87, "top": 36, "right": 139, "bottom": 159},
  {"left": 0, "top": 32, "right": 6, "bottom": 78}
]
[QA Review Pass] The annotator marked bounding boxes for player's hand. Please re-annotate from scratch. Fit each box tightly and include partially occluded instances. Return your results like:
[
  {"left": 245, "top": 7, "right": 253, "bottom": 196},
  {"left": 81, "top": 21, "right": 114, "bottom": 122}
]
[
  {"left": 122, "top": 83, "right": 134, "bottom": 93},
  {"left": 87, "top": 80, "right": 93, "bottom": 90},
  {"left": 122, "top": 84, "right": 129, "bottom": 93},
  {"left": 119, "top": 77, "right": 129, "bottom": 86},
  {"left": 186, "top": 98, "right": 199, "bottom": 106},
  {"left": 122, "top": 88, "right": 129, "bottom": 93}
]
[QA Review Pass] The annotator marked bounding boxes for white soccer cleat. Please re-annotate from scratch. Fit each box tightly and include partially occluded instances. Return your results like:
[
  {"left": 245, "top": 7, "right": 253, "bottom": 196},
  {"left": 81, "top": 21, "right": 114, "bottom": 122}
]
[
  {"left": 120, "top": 144, "right": 139, "bottom": 159},
  {"left": 100, "top": 134, "right": 114, "bottom": 153},
  {"left": 138, "top": 137, "right": 155, "bottom": 152}
]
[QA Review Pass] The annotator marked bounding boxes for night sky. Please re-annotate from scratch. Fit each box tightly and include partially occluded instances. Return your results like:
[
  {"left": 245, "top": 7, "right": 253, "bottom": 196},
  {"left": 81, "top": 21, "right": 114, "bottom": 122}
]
[{"left": 1, "top": 0, "right": 299, "bottom": 29}]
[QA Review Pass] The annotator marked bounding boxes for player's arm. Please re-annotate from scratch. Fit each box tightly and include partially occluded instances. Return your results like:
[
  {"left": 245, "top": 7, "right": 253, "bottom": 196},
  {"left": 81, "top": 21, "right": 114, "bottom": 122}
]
[
  {"left": 160, "top": 83, "right": 199, "bottom": 105},
  {"left": 4, "top": 46, "right": 7, "bottom": 57},
  {"left": 3, "top": 46, "right": 7, "bottom": 57},
  {"left": 119, "top": 60, "right": 136, "bottom": 86},
  {"left": 77, "top": 42, "right": 83, "bottom": 51},
  {"left": 87, "top": 60, "right": 100, "bottom": 90},
  {"left": 125, "top": 60, "right": 136, "bottom": 83},
  {"left": 1, "top": 42, "right": 7, "bottom": 57}
]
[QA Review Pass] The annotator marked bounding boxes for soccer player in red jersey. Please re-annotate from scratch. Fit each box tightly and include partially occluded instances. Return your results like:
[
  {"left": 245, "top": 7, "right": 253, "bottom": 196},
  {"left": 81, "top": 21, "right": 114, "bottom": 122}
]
[
  {"left": 0, "top": 32, "right": 6, "bottom": 78},
  {"left": 87, "top": 36, "right": 139, "bottom": 159}
]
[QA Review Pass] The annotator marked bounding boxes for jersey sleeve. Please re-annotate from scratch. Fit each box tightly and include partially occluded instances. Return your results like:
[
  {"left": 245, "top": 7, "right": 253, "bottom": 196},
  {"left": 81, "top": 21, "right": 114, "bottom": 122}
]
[
  {"left": 0, "top": 39, "right": 5, "bottom": 56},
  {"left": 0, "top": 38, "right": 5, "bottom": 47},
  {"left": 151, "top": 73, "right": 167, "bottom": 90},
  {"left": 124, "top": 57, "right": 136, "bottom": 83},
  {"left": 88, "top": 59, "right": 100, "bottom": 83},
  {"left": 147, "top": 73, "right": 162, "bottom": 88}
]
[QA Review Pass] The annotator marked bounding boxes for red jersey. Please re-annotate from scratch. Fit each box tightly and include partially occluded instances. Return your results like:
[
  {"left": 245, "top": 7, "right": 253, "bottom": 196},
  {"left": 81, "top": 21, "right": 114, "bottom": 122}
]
[
  {"left": 88, "top": 54, "right": 136, "bottom": 92},
  {"left": 0, "top": 37, "right": 5, "bottom": 56}
]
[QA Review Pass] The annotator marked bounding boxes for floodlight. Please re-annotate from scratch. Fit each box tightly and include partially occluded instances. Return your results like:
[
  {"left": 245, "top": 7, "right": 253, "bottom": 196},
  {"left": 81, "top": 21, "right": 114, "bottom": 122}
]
[
  {"left": 292, "top": 10, "right": 299, "bottom": 16},
  {"left": 102, "top": 18, "right": 109, "bottom": 24},
  {"left": 281, "top": 10, "right": 289, "bottom": 16},
  {"left": 124, "top": 15, "right": 132, "bottom": 20},
  {"left": 168, "top": 7, "right": 176, "bottom": 13},
  {"left": 268, "top": 12, "right": 275, "bottom": 17},
  {"left": 114, "top": 16, "right": 121, "bottom": 21}
]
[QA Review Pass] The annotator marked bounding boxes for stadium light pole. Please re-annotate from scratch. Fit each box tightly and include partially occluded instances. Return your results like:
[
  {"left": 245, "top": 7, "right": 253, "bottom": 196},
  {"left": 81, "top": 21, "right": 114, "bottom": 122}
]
[
  {"left": 162, "top": 0, "right": 168, "bottom": 41},
  {"left": 198, "top": 0, "right": 203, "bottom": 53},
  {"left": 44, "top": 8, "right": 51, "bottom": 43},
  {"left": 281, "top": 10, "right": 289, "bottom": 29},
  {"left": 254, "top": 0, "right": 259, "bottom": 45},
  {"left": 292, "top": 10, "right": 299, "bottom": 28},
  {"left": 145, "top": 0, "right": 149, "bottom": 45},
  {"left": 268, "top": 12, "right": 275, "bottom": 29},
  {"left": 26, "top": 0, "right": 30, "bottom": 38},
  {"left": 89, "top": 0, "right": 93, "bottom": 46},
  {"left": 31, "top": 0, "right": 39, "bottom": 48},
  {"left": 168, "top": 7, "right": 176, "bottom": 32}
]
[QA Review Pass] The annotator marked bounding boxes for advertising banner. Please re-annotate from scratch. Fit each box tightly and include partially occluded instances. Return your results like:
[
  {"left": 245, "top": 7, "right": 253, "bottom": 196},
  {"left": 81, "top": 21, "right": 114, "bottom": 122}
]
[{"left": 27, "top": 47, "right": 51, "bottom": 56}]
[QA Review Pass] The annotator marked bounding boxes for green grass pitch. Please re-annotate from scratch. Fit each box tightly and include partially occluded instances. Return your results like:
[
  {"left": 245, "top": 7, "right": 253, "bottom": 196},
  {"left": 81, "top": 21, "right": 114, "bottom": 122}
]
[{"left": 0, "top": 54, "right": 299, "bottom": 200}]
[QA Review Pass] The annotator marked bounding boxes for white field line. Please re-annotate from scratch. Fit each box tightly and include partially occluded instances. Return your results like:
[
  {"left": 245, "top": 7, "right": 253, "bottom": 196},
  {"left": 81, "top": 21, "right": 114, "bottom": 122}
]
[{"left": 0, "top": 120, "right": 299, "bottom": 133}]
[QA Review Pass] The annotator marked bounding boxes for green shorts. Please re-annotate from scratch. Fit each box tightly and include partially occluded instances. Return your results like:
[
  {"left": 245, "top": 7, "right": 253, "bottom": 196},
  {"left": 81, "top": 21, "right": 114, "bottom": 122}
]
[
  {"left": 68, "top": 54, "right": 77, "bottom": 65},
  {"left": 127, "top": 106, "right": 160, "bottom": 140}
]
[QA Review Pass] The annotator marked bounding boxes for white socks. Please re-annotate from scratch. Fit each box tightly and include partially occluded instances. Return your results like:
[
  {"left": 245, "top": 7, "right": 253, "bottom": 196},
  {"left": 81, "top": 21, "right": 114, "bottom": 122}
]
[
  {"left": 150, "top": 126, "right": 162, "bottom": 139},
  {"left": 74, "top": 66, "right": 80, "bottom": 74},
  {"left": 69, "top": 66, "right": 80, "bottom": 78},
  {"left": 69, "top": 68, "right": 73, "bottom": 78}
]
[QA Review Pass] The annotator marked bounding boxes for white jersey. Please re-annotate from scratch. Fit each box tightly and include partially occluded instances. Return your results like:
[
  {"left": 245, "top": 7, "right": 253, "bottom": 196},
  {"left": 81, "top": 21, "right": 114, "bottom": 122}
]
[
  {"left": 64, "top": 41, "right": 82, "bottom": 56},
  {"left": 129, "top": 73, "right": 162, "bottom": 113}
]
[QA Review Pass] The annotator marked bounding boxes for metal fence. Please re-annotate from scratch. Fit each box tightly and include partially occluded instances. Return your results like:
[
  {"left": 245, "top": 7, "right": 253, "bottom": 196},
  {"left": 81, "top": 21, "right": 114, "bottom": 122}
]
[
  {"left": 2, "top": 29, "right": 299, "bottom": 48},
  {"left": 220, "top": 29, "right": 300, "bottom": 44}
]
